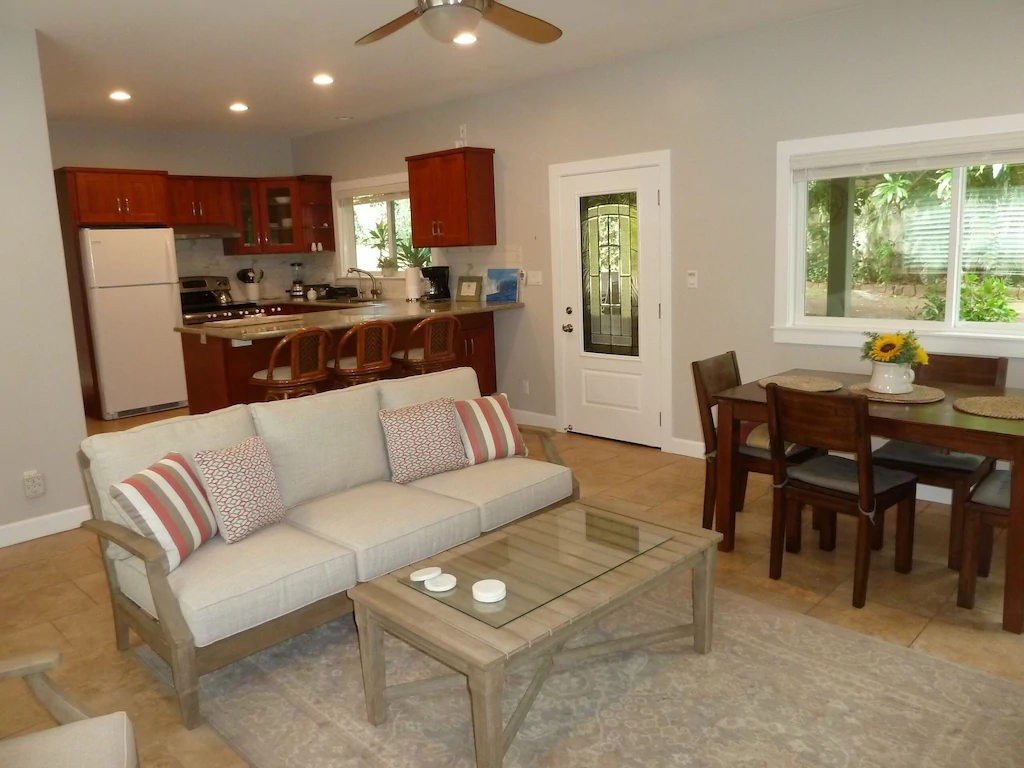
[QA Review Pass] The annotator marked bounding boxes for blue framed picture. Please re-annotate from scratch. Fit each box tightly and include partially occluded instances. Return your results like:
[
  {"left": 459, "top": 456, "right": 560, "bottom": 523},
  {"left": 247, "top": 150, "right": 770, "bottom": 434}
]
[{"left": 485, "top": 268, "right": 520, "bottom": 303}]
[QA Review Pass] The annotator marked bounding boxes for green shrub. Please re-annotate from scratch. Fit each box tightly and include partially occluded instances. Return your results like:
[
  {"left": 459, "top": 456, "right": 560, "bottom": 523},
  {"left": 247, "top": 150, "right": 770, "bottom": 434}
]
[{"left": 918, "top": 274, "right": 1018, "bottom": 322}]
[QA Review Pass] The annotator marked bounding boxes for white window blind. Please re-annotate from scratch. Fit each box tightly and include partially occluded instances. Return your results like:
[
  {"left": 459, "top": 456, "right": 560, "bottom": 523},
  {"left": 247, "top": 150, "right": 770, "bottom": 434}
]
[{"left": 349, "top": 191, "right": 409, "bottom": 206}]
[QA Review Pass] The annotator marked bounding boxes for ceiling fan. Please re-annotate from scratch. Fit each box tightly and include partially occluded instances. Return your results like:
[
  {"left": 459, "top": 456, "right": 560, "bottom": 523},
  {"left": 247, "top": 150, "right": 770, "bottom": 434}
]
[{"left": 356, "top": 0, "right": 562, "bottom": 46}]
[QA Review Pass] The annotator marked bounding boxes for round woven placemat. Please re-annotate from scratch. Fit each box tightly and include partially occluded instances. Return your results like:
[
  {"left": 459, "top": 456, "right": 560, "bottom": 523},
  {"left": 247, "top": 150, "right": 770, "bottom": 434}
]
[
  {"left": 848, "top": 383, "right": 945, "bottom": 404},
  {"left": 758, "top": 375, "right": 843, "bottom": 392},
  {"left": 953, "top": 396, "right": 1024, "bottom": 420}
]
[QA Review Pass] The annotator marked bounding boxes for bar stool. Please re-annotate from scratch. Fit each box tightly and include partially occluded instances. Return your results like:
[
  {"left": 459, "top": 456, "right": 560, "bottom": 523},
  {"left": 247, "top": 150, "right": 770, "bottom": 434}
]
[
  {"left": 328, "top": 320, "right": 397, "bottom": 388},
  {"left": 250, "top": 327, "right": 331, "bottom": 401},
  {"left": 392, "top": 315, "right": 460, "bottom": 376}
]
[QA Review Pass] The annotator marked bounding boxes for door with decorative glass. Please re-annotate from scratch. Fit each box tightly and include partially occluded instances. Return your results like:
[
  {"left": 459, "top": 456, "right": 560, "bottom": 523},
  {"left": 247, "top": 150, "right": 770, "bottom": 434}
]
[{"left": 555, "top": 166, "right": 662, "bottom": 446}]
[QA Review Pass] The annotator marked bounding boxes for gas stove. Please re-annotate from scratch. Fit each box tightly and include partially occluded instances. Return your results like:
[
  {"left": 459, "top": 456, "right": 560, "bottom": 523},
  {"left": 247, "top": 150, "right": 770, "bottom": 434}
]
[
  {"left": 180, "top": 275, "right": 264, "bottom": 325},
  {"left": 181, "top": 301, "right": 261, "bottom": 326}
]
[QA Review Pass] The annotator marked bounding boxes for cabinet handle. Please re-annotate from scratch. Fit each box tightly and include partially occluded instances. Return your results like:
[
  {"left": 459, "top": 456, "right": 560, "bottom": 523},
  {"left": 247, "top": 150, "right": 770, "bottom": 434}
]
[
  {"left": 464, "top": 340, "right": 468, "bottom": 356},
  {"left": 125, "top": 198, "right": 130, "bottom": 213},
  {"left": 191, "top": 202, "right": 196, "bottom": 217},
  {"left": 199, "top": 201, "right": 204, "bottom": 217},
  {"left": 470, "top": 338, "right": 475, "bottom": 355},
  {"left": 437, "top": 220, "right": 444, "bottom": 236},
  {"left": 116, "top": 198, "right": 122, "bottom": 213}
]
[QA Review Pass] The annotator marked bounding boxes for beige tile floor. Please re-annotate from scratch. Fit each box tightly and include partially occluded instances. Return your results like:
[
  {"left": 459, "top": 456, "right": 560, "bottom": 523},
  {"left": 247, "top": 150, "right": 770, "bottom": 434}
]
[{"left": 1, "top": 427, "right": 1020, "bottom": 765}]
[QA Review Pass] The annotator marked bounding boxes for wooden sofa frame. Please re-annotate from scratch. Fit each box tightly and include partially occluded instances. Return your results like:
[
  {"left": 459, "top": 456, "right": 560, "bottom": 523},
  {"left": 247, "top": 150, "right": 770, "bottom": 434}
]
[{"left": 80, "top": 427, "right": 579, "bottom": 729}]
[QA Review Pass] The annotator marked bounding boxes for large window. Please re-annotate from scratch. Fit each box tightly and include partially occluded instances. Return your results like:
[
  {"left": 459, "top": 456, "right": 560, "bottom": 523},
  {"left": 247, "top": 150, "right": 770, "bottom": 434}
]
[
  {"left": 777, "top": 117, "right": 1024, "bottom": 353},
  {"left": 335, "top": 178, "right": 431, "bottom": 275}
]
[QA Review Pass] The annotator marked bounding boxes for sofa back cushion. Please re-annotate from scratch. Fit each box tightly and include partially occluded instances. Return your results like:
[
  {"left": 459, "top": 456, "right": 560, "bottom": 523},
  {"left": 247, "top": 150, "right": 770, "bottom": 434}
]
[
  {"left": 377, "top": 367, "right": 482, "bottom": 411},
  {"left": 81, "top": 405, "right": 256, "bottom": 535},
  {"left": 249, "top": 382, "right": 390, "bottom": 508}
]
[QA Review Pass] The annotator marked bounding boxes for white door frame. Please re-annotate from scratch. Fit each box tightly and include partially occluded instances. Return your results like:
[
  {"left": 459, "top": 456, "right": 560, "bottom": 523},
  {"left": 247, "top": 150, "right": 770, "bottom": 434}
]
[{"left": 549, "top": 150, "right": 674, "bottom": 451}]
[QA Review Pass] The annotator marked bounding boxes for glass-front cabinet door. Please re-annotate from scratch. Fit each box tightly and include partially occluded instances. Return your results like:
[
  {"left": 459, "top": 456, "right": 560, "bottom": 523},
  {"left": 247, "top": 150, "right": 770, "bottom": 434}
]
[
  {"left": 231, "top": 180, "right": 263, "bottom": 254},
  {"left": 258, "top": 180, "right": 300, "bottom": 253}
]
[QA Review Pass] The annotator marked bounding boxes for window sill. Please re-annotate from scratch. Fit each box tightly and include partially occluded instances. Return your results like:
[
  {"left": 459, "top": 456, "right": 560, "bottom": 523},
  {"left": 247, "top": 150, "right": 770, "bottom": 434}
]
[{"left": 774, "top": 324, "right": 1024, "bottom": 358}]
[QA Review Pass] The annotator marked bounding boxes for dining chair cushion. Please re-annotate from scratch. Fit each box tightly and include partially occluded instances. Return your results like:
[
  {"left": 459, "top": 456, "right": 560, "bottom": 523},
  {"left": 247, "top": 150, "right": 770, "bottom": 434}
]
[
  {"left": 392, "top": 347, "right": 426, "bottom": 362},
  {"left": 379, "top": 397, "right": 470, "bottom": 483},
  {"left": 969, "top": 469, "right": 1010, "bottom": 509},
  {"left": 788, "top": 455, "right": 916, "bottom": 496},
  {"left": 109, "top": 453, "right": 217, "bottom": 571},
  {"left": 325, "top": 356, "right": 358, "bottom": 371},
  {"left": 194, "top": 437, "right": 286, "bottom": 543},
  {"left": 251, "top": 366, "right": 297, "bottom": 383},
  {"left": 873, "top": 440, "right": 988, "bottom": 473},
  {"left": 455, "top": 394, "right": 527, "bottom": 465},
  {"left": 740, "top": 421, "right": 807, "bottom": 457}
]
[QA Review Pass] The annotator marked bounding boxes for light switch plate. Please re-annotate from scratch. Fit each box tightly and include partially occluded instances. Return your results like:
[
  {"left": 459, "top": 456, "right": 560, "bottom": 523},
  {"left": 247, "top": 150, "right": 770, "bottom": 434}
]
[
  {"left": 686, "top": 270, "right": 698, "bottom": 289},
  {"left": 527, "top": 271, "right": 543, "bottom": 286}
]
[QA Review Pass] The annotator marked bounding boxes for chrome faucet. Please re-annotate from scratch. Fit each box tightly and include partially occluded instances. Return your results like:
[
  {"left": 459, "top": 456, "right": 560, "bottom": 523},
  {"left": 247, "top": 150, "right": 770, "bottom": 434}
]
[{"left": 347, "top": 268, "right": 383, "bottom": 300}]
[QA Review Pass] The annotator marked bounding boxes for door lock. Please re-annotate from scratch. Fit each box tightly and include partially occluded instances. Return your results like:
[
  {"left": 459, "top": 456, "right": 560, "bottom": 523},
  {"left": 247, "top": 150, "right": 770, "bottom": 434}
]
[
  {"left": 565, "top": 307, "right": 573, "bottom": 315},
  {"left": 562, "top": 324, "right": 574, "bottom": 333}
]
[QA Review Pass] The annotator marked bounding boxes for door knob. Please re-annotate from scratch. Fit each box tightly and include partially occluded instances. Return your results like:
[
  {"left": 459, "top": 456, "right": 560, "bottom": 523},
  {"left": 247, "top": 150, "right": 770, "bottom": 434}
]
[
  {"left": 562, "top": 324, "right": 574, "bottom": 333},
  {"left": 565, "top": 307, "right": 573, "bottom": 315}
]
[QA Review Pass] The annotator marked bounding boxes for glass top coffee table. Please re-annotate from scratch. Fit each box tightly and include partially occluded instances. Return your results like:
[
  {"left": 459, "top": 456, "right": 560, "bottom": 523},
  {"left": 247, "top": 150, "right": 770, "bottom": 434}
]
[{"left": 349, "top": 501, "right": 723, "bottom": 768}]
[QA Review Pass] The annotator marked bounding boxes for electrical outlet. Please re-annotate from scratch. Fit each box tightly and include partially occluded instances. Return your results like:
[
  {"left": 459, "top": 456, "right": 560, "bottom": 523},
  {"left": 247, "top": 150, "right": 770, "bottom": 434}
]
[
  {"left": 521, "top": 380, "right": 530, "bottom": 395},
  {"left": 686, "top": 270, "right": 698, "bottom": 289},
  {"left": 23, "top": 470, "right": 45, "bottom": 498}
]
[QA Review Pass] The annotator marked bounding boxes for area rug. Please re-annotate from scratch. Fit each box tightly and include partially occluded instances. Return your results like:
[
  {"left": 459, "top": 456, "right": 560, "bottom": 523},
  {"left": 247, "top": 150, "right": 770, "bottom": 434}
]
[{"left": 137, "top": 580, "right": 1024, "bottom": 767}]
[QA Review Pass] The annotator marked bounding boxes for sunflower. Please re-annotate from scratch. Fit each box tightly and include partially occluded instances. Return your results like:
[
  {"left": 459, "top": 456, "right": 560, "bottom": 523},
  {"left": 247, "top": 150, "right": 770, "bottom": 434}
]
[
  {"left": 914, "top": 346, "right": 929, "bottom": 365},
  {"left": 871, "top": 334, "right": 904, "bottom": 362}
]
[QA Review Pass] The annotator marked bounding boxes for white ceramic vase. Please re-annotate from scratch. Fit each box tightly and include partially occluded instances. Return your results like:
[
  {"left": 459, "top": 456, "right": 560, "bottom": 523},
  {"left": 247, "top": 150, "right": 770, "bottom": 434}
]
[
  {"left": 405, "top": 266, "right": 424, "bottom": 301},
  {"left": 868, "top": 361, "right": 915, "bottom": 394}
]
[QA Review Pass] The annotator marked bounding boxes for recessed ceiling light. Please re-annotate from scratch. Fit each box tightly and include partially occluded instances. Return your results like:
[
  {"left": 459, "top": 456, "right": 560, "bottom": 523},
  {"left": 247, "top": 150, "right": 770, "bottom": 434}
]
[
  {"left": 229, "top": 103, "right": 249, "bottom": 112},
  {"left": 334, "top": 116, "right": 353, "bottom": 121},
  {"left": 453, "top": 33, "right": 477, "bottom": 45},
  {"left": 313, "top": 74, "right": 334, "bottom": 85},
  {"left": 109, "top": 91, "right": 131, "bottom": 101}
]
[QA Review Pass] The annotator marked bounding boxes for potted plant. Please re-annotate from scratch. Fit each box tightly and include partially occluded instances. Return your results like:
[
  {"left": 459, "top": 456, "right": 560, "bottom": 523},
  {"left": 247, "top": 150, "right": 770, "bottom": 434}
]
[
  {"left": 377, "top": 253, "right": 398, "bottom": 277},
  {"left": 397, "top": 241, "right": 432, "bottom": 271},
  {"left": 861, "top": 331, "right": 928, "bottom": 394}
]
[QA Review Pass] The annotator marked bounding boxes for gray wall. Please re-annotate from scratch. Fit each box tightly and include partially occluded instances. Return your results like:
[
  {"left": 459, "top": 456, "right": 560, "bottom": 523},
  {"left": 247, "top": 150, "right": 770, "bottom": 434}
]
[
  {"left": 292, "top": 0, "right": 1024, "bottom": 444},
  {"left": 49, "top": 121, "right": 295, "bottom": 177},
  {"left": 0, "top": 25, "right": 87, "bottom": 528}
]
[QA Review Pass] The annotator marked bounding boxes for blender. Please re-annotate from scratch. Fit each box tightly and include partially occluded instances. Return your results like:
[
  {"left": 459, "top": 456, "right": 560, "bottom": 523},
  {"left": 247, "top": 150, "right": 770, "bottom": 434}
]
[{"left": 289, "top": 262, "right": 305, "bottom": 299}]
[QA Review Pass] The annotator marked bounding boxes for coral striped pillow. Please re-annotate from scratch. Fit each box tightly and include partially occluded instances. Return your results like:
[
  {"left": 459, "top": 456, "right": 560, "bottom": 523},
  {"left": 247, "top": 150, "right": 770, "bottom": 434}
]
[
  {"left": 109, "top": 453, "right": 217, "bottom": 571},
  {"left": 455, "top": 394, "right": 528, "bottom": 465}
]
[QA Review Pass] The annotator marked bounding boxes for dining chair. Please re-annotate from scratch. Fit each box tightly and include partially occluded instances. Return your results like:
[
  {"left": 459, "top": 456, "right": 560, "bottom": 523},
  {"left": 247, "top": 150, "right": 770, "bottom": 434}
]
[
  {"left": 765, "top": 383, "right": 918, "bottom": 609},
  {"left": 872, "top": 353, "right": 1007, "bottom": 570},
  {"left": 957, "top": 469, "right": 1011, "bottom": 612},
  {"left": 392, "top": 315, "right": 461, "bottom": 376},
  {"left": 250, "top": 327, "right": 331, "bottom": 400},
  {"left": 691, "top": 351, "right": 821, "bottom": 530},
  {"left": 328, "top": 320, "right": 397, "bottom": 388}
]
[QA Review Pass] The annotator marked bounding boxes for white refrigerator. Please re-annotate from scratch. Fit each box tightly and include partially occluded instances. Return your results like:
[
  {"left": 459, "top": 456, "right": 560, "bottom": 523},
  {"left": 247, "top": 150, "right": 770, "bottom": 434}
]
[{"left": 81, "top": 228, "right": 188, "bottom": 419}]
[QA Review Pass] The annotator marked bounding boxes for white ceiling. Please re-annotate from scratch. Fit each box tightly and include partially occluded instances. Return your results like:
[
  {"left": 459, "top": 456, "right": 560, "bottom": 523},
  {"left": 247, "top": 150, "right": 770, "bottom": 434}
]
[{"left": 4, "top": 0, "right": 869, "bottom": 137}]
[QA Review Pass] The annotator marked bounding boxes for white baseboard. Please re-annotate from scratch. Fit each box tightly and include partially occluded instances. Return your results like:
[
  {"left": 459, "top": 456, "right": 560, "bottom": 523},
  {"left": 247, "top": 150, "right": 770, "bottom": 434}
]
[
  {"left": 512, "top": 410, "right": 557, "bottom": 430},
  {"left": 0, "top": 505, "right": 91, "bottom": 549},
  {"left": 663, "top": 437, "right": 705, "bottom": 459}
]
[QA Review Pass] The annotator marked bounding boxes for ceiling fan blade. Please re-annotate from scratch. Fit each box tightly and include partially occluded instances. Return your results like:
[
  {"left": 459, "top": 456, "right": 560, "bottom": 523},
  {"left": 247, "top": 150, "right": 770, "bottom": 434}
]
[
  {"left": 483, "top": 1, "right": 562, "bottom": 44},
  {"left": 355, "top": 9, "right": 421, "bottom": 45}
]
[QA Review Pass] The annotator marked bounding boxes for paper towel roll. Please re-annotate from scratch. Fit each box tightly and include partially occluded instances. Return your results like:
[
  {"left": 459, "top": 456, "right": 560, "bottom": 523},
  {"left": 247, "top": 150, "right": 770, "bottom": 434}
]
[{"left": 405, "top": 267, "right": 424, "bottom": 301}]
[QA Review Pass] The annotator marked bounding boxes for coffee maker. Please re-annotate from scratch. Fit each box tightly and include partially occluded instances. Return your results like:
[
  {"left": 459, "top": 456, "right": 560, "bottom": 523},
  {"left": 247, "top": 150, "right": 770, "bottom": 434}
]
[{"left": 421, "top": 266, "right": 451, "bottom": 302}]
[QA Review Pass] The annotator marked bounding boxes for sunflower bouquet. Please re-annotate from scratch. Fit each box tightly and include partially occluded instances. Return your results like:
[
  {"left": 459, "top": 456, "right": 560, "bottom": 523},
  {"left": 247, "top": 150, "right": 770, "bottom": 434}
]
[{"left": 861, "top": 331, "right": 928, "bottom": 366}]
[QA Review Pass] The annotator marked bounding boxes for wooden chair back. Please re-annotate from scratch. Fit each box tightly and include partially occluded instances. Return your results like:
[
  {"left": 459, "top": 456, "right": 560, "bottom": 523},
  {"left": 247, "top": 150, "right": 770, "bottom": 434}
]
[
  {"left": 765, "top": 384, "right": 874, "bottom": 510},
  {"left": 334, "top": 320, "right": 396, "bottom": 375},
  {"left": 915, "top": 353, "right": 1008, "bottom": 388},
  {"left": 403, "top": 315, "right": 461, "bottom": 365},
  {"left": 263, "top": 327, "right": 331, "bottom": 385},
  {"left": 691, "top": 351, "right": 741, "bottom": 454}
]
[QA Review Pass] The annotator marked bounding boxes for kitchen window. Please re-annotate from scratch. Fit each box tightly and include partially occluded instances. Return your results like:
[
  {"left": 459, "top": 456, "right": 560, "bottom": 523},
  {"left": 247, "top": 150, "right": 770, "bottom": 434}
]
[{"left": 775, "top": 115, "right": 1024, "bottom": 355}]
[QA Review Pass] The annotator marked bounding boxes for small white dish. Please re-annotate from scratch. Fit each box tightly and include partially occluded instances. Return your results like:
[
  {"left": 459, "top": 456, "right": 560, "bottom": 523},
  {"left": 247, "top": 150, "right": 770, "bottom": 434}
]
[
  {"left": 410, "top": 567, "right": 442, "bottom": 583},
  {"left": 472, "top": 579, "right": 506, "bottom": 603},
  {"left": 424, "top": 573, "right": 457, "bottom": 593}
]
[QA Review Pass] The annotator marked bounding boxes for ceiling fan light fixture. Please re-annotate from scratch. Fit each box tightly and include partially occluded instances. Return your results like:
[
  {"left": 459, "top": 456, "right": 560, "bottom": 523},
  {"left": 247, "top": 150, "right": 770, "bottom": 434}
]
[
  {"left": 453, "top": 32, "right": 477, "bottom": 45},
  {"left": 419, "top": 3, "right": 483, "bottom": 43}
]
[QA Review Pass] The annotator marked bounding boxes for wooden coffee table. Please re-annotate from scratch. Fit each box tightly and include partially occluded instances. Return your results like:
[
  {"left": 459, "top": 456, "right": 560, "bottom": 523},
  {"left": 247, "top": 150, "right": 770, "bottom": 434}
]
[{"left": 348, "top": 501, "right": 723, "bottom": 767}]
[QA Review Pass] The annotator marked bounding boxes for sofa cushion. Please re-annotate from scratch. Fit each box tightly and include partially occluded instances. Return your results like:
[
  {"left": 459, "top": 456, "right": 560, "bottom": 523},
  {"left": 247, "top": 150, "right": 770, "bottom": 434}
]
[
  {"left": 873, "top": 439, "right": 988, "bottom": 473},
  {"left": 81, "top": 405, "right": 256, "bottom": 558},
  {"left": 377, "top": 366, "right": 481, "bottom": 410},
  {"left": 114, "top": 522, "right": 357, "bottom": 647},
  {"left": 286, "top": 482, "right": 480, "bottom": 581},
  {"left": 412, "top": 458, "right": 573, "bottom": 531},
  {"left": 379, "top": 397, "right": 469, "bottom": 483},
  {"left": 249, "top": 383, "right": 390, "bottom": 508},
  {"left": 0, "top": 712, "right": 136, "bottom": 768}
]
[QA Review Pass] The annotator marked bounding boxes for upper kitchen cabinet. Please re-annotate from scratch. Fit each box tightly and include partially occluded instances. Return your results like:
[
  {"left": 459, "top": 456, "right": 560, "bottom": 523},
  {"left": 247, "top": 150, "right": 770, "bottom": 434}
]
[
  {"left": 167, "top": 176, "right": 234, "bottom": 226},
  {"left": 65, "top": 169, "right": 169, "bottom": 226},
  {"left": 226, "top": 176, "right": 334, "bottom": 255},
  {"left": 297, "top": 176, "right": 335, "bottom": 253},
  {"left": 406, "top": 147, "right": 496, "bottom": 248},
  {"left": 259, "top": 179, "right": 301, "bottom": 253}
]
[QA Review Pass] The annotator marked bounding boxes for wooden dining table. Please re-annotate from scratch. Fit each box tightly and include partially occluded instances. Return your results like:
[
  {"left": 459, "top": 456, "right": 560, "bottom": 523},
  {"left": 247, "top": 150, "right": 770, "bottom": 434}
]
[{"left": 714, "top": 368, "right": 1024, "bottom": 634}]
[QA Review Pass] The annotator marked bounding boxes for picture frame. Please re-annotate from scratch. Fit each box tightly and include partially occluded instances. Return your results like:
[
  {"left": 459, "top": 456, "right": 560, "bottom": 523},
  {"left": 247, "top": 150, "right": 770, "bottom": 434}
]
[
  {"left": 485, "top": 268, "right": 520, "bottom": 303},
  {"left": 456, "top": 275, "right": 483, "bottom": 302}
]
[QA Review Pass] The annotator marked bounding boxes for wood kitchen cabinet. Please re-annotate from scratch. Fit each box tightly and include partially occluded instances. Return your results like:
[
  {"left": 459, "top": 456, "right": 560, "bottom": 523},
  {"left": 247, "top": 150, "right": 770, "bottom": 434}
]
[
  {"left": 456, "top": 312, "right": 497, "bottom": 394},
  {"left": 298, "top": 176, "right": 335, "bottom": 253},
  {"left": 226, "top": 176, "right": 335, "bottom": 255},
  {"left": 167, "top": 176, "right": 234, "bottom": 226},
  {"left": 71, "top": 169, "right": 169, "bottom": 225},
  {"left": 406, "top": 147, "right": 496, "bottom": 249}
]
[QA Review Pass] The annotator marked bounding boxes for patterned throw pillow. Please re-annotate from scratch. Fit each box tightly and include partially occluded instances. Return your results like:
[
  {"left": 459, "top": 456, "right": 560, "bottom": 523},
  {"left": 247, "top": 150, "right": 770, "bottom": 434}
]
[
  {"left": 193, "top": 437, "right": 286, "bottom": 544},
  {"left": 379, "top": 397, "right": 470, "bottom": 484},
  {"left": 109, "top": 453, "right": 217, "bottom": 571},
  {"left": 455, "top": 394, "right": 528, "bottom": 465}
]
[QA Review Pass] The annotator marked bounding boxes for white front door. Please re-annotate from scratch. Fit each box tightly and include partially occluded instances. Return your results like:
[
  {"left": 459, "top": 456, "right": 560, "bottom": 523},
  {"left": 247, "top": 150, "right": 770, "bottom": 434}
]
[{"left": 553, "top": 164, "right": 662, "bottom": 446}]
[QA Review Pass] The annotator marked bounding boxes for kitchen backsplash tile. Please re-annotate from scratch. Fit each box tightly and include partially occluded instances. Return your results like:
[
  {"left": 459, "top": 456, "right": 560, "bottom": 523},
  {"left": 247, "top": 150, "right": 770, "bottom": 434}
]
[{"left": 174, "top": 239, "right": 335, "bottom": 299}]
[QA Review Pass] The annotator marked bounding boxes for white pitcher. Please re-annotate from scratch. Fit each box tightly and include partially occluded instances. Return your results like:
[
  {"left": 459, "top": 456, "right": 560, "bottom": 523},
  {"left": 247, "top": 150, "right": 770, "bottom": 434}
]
[{"left": 868, "top": 362, "right": 915, "bottom": 394}]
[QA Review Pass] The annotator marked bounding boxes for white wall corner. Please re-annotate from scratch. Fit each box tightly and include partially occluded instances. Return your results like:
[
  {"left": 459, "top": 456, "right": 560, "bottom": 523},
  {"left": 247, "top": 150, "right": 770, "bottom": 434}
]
[
  {"left": 0, "top": 505, "right": 92, "bottom": 549},
  {"left": 512, "top": 410, "right": 557, "bottom": 430}
]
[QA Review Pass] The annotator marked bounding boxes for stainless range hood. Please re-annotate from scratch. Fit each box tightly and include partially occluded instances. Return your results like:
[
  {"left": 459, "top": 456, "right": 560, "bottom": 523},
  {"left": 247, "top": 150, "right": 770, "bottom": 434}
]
[{"left": 172, "top": 224, "right": 241, "bottom": 240}]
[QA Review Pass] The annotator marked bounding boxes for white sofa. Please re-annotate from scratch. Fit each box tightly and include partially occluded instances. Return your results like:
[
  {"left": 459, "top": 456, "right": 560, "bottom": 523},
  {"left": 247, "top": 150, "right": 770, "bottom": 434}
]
[{"left": 80, "top": 368, "right": 575, "bottom": 727}]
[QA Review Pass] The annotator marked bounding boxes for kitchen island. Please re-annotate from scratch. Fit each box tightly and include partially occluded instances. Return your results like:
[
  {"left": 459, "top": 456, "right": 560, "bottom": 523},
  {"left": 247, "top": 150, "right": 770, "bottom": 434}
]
[{"left": 175, "top": 300, "right": 523, "bottom": 413}]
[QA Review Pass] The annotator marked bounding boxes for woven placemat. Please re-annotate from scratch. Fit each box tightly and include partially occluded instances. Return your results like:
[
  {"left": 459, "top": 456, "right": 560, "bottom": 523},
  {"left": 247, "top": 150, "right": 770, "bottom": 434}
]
[
  {"left": 848, "top": 383, "right": 945, "bottom": 404},
  {"left": 758, "top": 375, "right": 843, "bottom": 392},
  {"left": 953, "top": 396, "right": 1024, "bottom": 420}
]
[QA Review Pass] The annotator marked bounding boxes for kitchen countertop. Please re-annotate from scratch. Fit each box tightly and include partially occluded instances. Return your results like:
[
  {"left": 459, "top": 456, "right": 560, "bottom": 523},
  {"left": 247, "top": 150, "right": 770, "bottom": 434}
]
[{"left": 175, "top": 300, "right": 525, "bottom": 341}]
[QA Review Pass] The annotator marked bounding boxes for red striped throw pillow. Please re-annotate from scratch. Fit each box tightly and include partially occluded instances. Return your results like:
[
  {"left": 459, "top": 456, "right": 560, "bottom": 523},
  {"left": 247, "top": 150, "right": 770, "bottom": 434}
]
[
  {"left": 455, "top": 394, "right": 528, "bottom": 465},
  {"left": 109, "top": 453, "right": 218, "bottom": 571}
]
